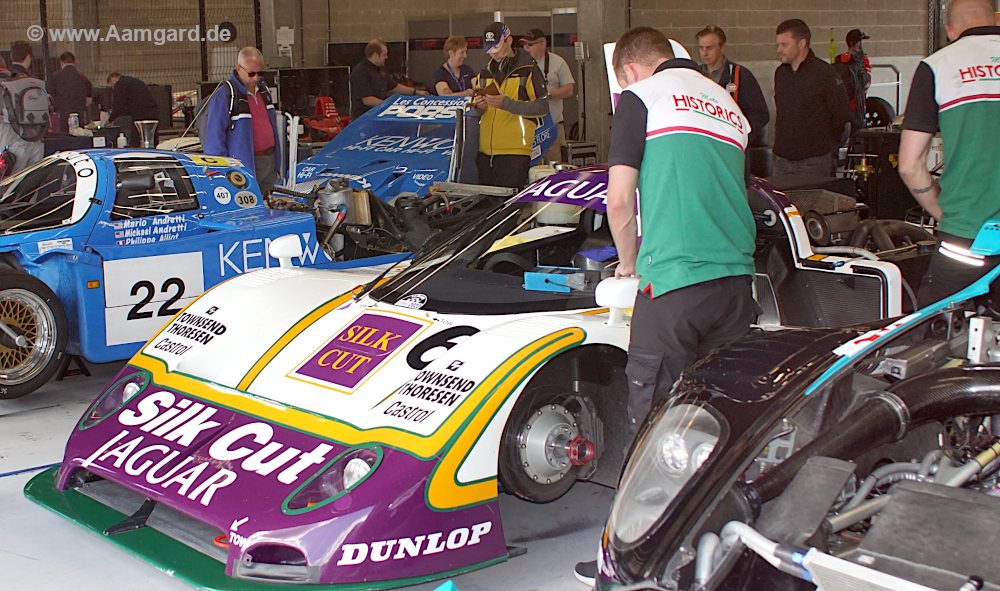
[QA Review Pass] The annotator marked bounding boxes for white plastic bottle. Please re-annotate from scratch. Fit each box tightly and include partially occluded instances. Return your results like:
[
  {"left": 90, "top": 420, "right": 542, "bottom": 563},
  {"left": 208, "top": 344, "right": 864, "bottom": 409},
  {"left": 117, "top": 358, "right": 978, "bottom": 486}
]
[{"left": 116, "top": 133, "right": 128, "bottom": 148}]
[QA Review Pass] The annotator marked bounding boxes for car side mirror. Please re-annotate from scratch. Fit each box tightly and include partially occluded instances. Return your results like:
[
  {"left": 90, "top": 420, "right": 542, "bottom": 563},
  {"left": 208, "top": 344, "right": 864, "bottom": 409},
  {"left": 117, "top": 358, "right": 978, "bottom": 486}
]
[
  {"left": 595, "top": 277, "right": 638, "bottom": 326},
  {"left": 117, "top": 171, "right": 155, "bottom": 193},
  {"left": 971, "top": 220, "right": 1000, "bottom": 257},
  {"left": 268, "top": 234, "right": 303, "bottom": 268}
]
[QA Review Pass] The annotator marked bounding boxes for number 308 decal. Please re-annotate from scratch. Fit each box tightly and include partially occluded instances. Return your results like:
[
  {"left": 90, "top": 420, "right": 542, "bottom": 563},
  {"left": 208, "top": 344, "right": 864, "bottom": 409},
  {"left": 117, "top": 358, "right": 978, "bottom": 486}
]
[{"left": 127, "top": 278, "right": 186, "bottom": 320}]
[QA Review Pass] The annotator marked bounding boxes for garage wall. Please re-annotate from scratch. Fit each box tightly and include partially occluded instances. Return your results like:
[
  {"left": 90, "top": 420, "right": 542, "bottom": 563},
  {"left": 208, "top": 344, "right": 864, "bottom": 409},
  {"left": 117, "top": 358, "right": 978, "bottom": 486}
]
[
  {"left": 625, "top": 0, "right": 930, "bottom": 143},
  {"left": 298, "top": 0, "right": 577, "bottom": 67}
]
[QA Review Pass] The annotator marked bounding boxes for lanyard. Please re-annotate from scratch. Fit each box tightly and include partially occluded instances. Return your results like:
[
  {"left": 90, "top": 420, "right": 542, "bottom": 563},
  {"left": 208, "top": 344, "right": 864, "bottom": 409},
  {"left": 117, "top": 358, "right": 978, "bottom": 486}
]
[{"left": 446, "top": 63, "right": 468, "bottom": 91}]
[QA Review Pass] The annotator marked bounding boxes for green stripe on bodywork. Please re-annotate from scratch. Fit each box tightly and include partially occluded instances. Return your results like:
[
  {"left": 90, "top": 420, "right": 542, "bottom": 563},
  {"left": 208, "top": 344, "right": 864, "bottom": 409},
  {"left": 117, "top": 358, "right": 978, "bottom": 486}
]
[{"left": 25, "top": 467, "right": 505, "bottom": 591}]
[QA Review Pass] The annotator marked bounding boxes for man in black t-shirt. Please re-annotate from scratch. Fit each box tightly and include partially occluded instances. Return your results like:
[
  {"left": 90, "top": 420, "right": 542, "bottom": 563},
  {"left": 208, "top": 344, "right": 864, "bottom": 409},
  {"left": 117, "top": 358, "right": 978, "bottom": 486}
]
[
  {"left": 773, "top": 19, "right": 852, "bottom": 176},
  {"left": 350, "top": 39, "right": 427, "bottom": 120}
]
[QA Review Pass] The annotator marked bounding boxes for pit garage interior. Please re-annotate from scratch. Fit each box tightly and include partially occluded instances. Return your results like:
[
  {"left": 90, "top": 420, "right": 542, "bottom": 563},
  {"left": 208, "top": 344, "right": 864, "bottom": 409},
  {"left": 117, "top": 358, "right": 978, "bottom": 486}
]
[{"left": 3, "top": 1, "right": 1000, "bottom": 591}]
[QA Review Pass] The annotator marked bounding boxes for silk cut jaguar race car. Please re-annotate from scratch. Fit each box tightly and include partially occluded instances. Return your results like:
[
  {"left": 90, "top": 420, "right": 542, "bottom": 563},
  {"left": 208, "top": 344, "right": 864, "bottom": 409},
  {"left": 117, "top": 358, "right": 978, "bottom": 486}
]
[
  {"left": 596, "top": 222, "right": 1000, "bottom": 591},
  {"left": 26, "top": 166, "right": 937, "bottom": 590}
]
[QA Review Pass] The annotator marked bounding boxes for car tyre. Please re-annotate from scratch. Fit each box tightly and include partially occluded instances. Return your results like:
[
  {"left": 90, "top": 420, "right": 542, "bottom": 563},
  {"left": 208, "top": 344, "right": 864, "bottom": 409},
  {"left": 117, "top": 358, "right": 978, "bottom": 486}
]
[
  {"left": 865, "top": 97, "right": 896, "bottom": 128},
  {"left": 0, "top": 272, "right": 68, "bottom": 399},
  {"left": 499, "top": 384, "right": 594, "bottom": 503}
]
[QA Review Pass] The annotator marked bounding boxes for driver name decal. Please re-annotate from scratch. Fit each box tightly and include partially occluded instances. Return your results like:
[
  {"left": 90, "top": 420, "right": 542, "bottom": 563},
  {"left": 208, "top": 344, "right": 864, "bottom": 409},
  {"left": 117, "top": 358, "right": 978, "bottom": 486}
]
[{"left": 292, "top": 313, "right": 426, "bottom": 391}]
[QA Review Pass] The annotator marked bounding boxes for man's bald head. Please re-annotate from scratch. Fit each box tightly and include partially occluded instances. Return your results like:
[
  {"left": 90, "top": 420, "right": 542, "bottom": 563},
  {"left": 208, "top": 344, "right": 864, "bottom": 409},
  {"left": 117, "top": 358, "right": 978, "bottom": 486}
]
[{"left": 945, "top": 0, "right": 995, "bottom": 40}]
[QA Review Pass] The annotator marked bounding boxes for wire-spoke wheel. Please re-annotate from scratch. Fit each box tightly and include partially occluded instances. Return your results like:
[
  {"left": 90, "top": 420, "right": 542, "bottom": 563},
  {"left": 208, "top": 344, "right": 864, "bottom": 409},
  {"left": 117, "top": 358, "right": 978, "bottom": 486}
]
[{"left": 0, "top": 273, "right": 67, "bottom": 399}]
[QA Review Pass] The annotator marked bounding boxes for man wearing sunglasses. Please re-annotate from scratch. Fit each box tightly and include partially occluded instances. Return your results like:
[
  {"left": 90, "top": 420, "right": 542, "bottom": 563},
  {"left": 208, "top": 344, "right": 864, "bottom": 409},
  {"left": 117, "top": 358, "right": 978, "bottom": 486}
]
[{"left": 204, "top": 46, "right": 281, "bottom": 196}]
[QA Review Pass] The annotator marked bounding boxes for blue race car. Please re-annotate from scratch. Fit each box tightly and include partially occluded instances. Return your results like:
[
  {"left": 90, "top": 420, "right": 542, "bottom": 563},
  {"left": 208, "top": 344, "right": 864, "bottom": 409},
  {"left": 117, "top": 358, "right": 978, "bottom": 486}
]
[{"left": 0, "top": 149, "right": 403, "bottom": 399}]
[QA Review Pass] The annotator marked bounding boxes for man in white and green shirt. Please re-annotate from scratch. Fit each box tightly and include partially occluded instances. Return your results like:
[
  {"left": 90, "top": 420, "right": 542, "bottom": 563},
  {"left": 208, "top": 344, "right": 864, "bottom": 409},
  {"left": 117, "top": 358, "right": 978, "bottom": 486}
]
[
  {"left": 606, "top": 27, "right": 757, "bottom": 441},
  {"left": 899, "top": 0, "right": 1000, "bottom": 305},
  {"left": 574, "top": 28, "right": 757, "bottom": 585}
]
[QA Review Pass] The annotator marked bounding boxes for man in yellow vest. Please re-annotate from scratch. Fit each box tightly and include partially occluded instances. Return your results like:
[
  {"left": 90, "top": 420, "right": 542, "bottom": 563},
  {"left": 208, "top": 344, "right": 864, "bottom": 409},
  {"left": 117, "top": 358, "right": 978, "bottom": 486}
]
[{"left": 471, "top": 22, "right": 549, "bottom": 189}]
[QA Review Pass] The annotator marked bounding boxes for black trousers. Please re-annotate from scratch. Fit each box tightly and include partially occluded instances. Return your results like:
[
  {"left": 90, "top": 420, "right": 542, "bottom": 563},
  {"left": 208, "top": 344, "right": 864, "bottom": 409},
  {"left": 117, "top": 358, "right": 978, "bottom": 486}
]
[
  {"left": 625, "top": 275, "right": 757, "bottom": 442},
  {"left": 476, "top": 153, "right": 530, "bottom": 189},
  {"left": 918, "top": 233, "right": 1000, "bottom": 307}
]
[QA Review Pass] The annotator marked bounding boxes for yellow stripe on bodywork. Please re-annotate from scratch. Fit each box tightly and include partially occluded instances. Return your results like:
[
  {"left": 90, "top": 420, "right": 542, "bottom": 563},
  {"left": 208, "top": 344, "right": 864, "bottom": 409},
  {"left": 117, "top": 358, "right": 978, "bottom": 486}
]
[
  {"left": 238, "top": 288, "right": 359, "bottom": 390},
  {"left": 129, "top": 327, "right": 585, "bottom": 493},
  {"left": 426, "top": 327, "right": 586, "bottom": 510}
]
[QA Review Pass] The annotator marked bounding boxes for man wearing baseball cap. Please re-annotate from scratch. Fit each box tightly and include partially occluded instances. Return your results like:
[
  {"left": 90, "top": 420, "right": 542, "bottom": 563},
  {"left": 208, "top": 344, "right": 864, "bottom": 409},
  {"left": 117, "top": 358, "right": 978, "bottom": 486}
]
[
  {"left": 471, "top": 22, "right": 548, "bottom": 188},
  {"left": 521, "top": 28, "right": 575, "bottom": 163},
  {"left": 833, "top": 29, "right": 872, "bottom": 131}
]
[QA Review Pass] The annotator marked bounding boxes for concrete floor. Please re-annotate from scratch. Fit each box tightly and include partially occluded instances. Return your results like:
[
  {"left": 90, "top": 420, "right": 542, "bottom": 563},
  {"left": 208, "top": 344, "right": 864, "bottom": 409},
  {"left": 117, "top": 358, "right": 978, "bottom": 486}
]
[{"left": 0, "top": 362, "right": 611, "bottom": 591}]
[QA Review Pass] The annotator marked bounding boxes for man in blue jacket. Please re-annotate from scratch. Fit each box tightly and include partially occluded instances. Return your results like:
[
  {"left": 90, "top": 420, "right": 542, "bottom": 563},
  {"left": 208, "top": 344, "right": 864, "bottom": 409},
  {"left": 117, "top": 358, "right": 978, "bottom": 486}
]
[{"left": 205, "top": 47, "right": 281, "bottom": 196}]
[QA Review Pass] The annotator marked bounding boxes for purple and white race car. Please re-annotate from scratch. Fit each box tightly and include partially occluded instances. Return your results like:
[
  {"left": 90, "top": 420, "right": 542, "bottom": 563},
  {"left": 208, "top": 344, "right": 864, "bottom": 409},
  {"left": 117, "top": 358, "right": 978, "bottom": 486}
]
[{"left": 25, "top": 166, "right": 933, "bottom": 589}]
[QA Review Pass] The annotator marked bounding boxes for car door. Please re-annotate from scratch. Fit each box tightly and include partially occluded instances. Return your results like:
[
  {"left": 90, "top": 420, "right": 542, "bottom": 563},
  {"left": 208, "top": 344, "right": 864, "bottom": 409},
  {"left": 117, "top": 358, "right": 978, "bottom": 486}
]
[{"left": 87, "top": 155, "right": 216, "bottom": 349}]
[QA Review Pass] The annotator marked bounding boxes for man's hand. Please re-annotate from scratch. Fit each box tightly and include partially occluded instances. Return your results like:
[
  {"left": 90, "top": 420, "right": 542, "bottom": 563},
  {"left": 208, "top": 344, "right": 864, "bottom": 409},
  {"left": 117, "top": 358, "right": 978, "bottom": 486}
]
[
  {"left": 416, "top": 89, "right": 430, "bottom": 96},
  {"left": 472, "top": 94, "right": 488, "bottom": 110},
  {"left": 614, "top": 260, "right": 636, "bottom": 279},
  {"left": 482, "top": 93, "right": 505, "bottom": 109}
]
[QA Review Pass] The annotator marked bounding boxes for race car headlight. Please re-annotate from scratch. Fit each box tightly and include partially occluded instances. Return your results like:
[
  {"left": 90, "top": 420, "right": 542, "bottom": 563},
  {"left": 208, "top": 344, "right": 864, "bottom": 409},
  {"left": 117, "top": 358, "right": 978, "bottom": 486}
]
[
  {"left": 342, "top": 457, "right": 372, "bottom": 489},
  {"left": 79, "top": 370, "right": 150, "bottom": 429},
  {"left": 282, "top": 446, "right": 383, "bottom": 514},
  {"left": 608, "top": 404, "right": 724, "bottom": 545}
]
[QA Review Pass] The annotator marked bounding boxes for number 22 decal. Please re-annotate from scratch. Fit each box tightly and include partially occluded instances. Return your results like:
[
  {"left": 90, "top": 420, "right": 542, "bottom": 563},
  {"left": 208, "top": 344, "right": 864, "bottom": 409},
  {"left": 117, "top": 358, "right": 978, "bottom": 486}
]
[{"left": 127, "top": 278, "right": 186, "bottom": 320}]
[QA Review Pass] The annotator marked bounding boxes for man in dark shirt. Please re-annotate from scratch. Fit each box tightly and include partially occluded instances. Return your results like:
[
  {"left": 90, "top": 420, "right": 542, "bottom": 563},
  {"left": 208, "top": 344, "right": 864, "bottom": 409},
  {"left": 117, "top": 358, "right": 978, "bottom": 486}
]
[
  {"left": 350, "top": 39, "right": 427, "bottom": 120},
  {"left": 773, "top": 19, "right": 852, "bottom": 176},
  {"left": 107, "top": 72, "right": 160, "bottom": 147},
  {"left": 47, "top": 52, "right": 92, "bottom": 132},
  {"left": 696, "top": 25, "right": 769, "bottom": 148},
  {"left": 7, "top": 40, "right": 33, "bottom": 78}
]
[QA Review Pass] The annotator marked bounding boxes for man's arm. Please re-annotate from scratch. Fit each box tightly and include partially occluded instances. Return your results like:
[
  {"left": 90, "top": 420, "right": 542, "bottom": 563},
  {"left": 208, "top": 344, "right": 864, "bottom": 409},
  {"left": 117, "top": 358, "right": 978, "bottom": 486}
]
[
  {"left": 607, "top": 165, "right": 639, "bottom": 278},
  {"left": 824, "top": 68, "right": 853, "bottom": 132},
  {"left": 898, "top": 129, "right": 942, "bottom": 220},
  {"left": 899, "top": 61, "right": 941, "bottom": 219},
  {"left": 202, "top": 84, "right": 231, "bottom": 157},
  {"left": 389, "top": 83, "right": 428, "bottom": 96},
  {"left": 484, "top": 66, "right": 549, "bottom": 116},
  {"left": 606, "top": 90, "right": 648, "bottom": 278},
  {"left": 548, "top": 58, "right": 575, "bottom": 100},
  {"left": 737, "top": 67, "right": 770, "bottom": 141},
  {"left": 108, "top": 83, "right": 124, "bottom": 121}
]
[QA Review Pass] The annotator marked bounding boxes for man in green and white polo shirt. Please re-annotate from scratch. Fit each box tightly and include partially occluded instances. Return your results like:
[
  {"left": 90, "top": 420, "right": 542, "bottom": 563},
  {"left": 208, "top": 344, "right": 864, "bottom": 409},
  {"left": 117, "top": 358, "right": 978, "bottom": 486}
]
[
  {"left": 606, "top": 27, "right": 757, "bottom": 441},
  {"left": 899, "top": 0, "right": 1000, "bottom": 305}
]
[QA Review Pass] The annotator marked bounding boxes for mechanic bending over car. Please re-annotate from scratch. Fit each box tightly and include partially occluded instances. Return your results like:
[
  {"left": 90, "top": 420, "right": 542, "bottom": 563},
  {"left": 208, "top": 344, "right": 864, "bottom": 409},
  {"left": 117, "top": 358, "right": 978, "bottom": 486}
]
[
  {"left": 471, "top": 22, "right": 549, "bottom": 189},
  {"left": 898, "top": 0, "right": 1000, "bottom": 306},
  {"left": 573, "top": 26, "right": 757, "bottom": 585},
  {"left": 204, "top": 47, "right": 282, "bottom": 196}
]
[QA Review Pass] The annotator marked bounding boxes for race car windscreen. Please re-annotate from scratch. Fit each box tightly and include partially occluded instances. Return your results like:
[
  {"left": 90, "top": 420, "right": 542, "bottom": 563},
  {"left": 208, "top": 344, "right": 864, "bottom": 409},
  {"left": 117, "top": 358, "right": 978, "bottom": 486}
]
[
  {"left": 0, "top": 157, "right": 81, "bottom": 235},
  {"left": 369, "top": 198, "right": 615, "bottom": 314}
]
